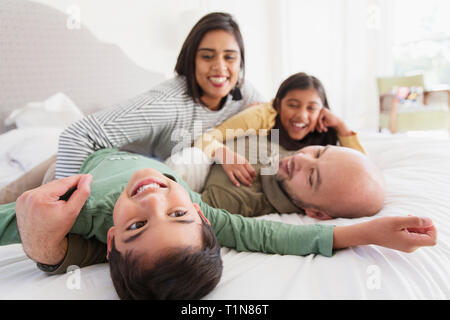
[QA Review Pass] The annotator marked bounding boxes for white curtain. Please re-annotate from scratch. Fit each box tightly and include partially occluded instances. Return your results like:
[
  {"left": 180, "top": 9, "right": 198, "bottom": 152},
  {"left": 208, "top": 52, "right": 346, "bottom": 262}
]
[{"left": 274, "top": 0, "right": 394, "bottom": 131}]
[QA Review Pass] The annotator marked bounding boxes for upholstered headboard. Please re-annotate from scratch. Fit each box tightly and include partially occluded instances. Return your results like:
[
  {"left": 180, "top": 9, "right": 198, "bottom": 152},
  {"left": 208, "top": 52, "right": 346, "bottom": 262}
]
[{"left": 0, "top": 0, "right": 166, "bottom": 133}]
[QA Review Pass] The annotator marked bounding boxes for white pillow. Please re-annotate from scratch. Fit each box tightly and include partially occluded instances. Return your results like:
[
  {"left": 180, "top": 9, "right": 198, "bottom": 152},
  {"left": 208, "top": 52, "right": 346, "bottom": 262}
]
[
  {"left": 4, "top": 92, "right": 84, "bottom": 129},
  {"left": 164, "top": 147, "right": 213, "bottom": 193}
]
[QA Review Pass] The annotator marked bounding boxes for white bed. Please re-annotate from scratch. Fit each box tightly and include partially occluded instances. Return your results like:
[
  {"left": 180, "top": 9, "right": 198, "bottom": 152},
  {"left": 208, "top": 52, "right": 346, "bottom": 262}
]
[{"left": 0, "top": 0, "right": 449, "bottom": 300}]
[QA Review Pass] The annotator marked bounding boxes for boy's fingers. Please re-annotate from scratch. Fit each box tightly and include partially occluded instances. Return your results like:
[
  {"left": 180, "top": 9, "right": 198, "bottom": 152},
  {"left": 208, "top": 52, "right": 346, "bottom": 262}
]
[
  {"left": 404, "top": 228, "right": 437, "bottom": 247},
  {"left": 396, "top": 216, "right": 433, "bottom": 230}
]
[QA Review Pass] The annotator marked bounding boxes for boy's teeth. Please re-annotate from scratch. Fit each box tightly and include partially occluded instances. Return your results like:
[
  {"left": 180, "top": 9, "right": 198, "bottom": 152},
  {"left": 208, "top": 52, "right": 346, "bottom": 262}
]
[{"left": 136, "top": 183, "right": 160, "bottom": 194}]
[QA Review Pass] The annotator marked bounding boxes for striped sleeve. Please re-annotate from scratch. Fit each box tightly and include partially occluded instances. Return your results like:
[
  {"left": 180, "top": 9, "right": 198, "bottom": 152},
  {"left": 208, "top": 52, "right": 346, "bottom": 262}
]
[
  {"left": 55, "top": 83, "right": 180, "bottom": 178},
  {"left": 55, "top": 78, "right": 265, "bottom": 178}
]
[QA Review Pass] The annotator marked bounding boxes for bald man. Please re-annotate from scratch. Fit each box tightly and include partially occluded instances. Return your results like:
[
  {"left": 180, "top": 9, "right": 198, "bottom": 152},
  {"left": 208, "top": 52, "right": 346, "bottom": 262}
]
[{"left": 200, "top": 137, "right": 385, "bottom": 220}]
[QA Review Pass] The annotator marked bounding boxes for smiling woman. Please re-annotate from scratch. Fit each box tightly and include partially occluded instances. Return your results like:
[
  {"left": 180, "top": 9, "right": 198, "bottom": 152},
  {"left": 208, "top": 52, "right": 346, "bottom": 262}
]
[
  {"left": 195, "top": 30, "right": 242, "bottom": 110},
  {"left": 175, "top": 12, "right": 246, "bottom": 109},
  {"left": 0, "top": 12, "right": 264, "bottom": 205},
  {"left": 51, "top": 12, "right": 263, "bottom": 181}
]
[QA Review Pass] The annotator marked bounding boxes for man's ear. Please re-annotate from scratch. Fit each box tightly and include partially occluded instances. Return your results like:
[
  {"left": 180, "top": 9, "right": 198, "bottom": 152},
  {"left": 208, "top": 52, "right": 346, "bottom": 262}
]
[
  {"left": 193, "top": 203, "right": 211, "bottom": 225},
  {"left": 106, "top": 226, "right": 115, "bottom": 260},
  {"left": 305, "top": 208, "right": 333, "bottom": 220}
]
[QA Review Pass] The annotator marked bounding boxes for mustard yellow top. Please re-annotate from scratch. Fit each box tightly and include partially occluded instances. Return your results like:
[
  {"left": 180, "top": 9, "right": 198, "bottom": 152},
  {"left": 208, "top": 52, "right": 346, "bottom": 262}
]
[{"left": 194, "top": 102, "right": 366, "bottom": 157}]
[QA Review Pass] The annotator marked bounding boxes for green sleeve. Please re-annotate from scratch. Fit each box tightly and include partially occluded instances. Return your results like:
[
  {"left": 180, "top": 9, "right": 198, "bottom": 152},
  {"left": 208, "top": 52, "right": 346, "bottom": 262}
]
[
  {"left": 0, "top": 202, "right": 20, "bottom": 245},
  {"left": 191, "top": 191, "right": 334, "bottom": 257}
]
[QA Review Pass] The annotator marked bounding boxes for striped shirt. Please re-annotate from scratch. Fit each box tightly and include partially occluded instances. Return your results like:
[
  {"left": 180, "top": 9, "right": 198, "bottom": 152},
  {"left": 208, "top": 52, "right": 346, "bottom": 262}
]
[{"left": 55, "top": 76, "right": 264, "bottom": 178}]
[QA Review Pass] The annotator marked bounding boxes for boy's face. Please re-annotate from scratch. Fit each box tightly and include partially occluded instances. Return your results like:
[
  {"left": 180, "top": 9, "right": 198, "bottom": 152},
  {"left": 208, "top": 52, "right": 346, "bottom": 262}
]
[{"left": 107, "top": 168, "right": 209, "bottom": 263}]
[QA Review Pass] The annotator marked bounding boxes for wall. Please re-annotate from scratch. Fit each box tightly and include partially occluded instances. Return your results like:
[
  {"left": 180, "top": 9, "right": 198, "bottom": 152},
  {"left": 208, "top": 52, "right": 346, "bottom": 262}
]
[
  {"left": 30, "top": 0, "right": 393, "bottom": 131},
  {"left": 30, "top": 0, "right": 277, "bottom": 101}
]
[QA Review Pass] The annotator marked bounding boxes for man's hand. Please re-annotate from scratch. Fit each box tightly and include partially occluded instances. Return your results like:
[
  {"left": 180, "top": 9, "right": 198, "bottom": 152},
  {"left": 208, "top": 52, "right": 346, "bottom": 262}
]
[
  {"left": 333, "top": 216, "right": 437, "bottom": 253},
  {"left": 15, "top": 174, "right": 93, "bottom": 265},
  {"left": 213, "top": 146, "right": 256, "bottom": 187}
]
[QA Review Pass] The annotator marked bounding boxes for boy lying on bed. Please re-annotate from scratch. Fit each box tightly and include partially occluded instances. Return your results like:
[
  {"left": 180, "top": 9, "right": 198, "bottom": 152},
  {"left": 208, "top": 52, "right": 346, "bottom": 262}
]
[{"left": 0, "top": 148, "right": 437, "bottom": 300}]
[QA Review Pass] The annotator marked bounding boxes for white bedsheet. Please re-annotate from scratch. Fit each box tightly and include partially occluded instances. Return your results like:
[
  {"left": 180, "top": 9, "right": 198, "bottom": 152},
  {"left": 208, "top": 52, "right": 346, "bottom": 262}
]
[{"left": 0, "top": 133, "right": 449, "bottom": 299}]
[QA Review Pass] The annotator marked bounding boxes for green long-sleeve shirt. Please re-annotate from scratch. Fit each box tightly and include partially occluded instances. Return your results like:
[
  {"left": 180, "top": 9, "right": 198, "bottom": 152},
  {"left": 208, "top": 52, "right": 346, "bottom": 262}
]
[{"left": 0, "top": 148, "right": 334, "bottom": 274}]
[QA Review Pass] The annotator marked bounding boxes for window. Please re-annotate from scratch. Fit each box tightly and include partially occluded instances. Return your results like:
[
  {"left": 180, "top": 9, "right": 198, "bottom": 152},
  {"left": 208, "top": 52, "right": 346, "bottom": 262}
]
[{"left": 392, "top": 0, "right": 450, "bottom": 88}]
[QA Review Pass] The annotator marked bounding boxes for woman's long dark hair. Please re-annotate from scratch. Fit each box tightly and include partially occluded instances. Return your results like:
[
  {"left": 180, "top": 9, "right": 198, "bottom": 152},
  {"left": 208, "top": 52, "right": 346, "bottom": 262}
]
[
  {"left": 271, "top": 72, "right": 338, "bottom": 150},
  {"left": 175, "top": 12, "right": 245, "bottom": 103}
]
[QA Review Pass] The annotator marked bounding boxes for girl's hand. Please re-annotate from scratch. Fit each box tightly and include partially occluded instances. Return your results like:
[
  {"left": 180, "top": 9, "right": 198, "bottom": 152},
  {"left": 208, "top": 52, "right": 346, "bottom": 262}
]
[
  {"left": 316, "top": 108, "right": 352, "bottom": 136},
  {"left": 213, "top": 147, "right": 256, "bottom": 187}
]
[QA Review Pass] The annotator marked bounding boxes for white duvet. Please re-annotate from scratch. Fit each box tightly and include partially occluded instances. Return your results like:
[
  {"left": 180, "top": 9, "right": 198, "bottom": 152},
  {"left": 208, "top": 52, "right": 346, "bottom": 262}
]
[{"left": 0, "top": 132, "right": 449, "bottom": 299}]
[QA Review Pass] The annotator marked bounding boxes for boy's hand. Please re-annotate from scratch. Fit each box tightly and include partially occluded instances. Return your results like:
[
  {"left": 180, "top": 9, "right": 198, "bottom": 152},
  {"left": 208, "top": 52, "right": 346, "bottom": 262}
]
[
  {"left": 333, "top": 216, "right": 437, "bottom": 253},
  {"left": 365, "top": 216, "right": 437, "bottom": 253},
  {"left": 15, "top": 174, "right": 93, "bottom": 265},
  {"left": 213, "top": 146, "right": 256, "bottom": 187}
]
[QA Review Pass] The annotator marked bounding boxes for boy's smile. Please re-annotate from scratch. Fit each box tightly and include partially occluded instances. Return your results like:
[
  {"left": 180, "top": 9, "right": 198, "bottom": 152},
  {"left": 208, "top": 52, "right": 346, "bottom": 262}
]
[{"left": 107, "top": 168, "right": 210, "bottom": 263}]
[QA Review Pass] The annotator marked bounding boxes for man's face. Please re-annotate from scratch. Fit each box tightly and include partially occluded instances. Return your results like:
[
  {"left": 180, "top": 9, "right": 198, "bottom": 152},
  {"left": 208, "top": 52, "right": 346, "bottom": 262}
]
[
  {"left": 107, "top": 168, "right": 209, "bottom": 263},
  {"left": 276, "top": 145, "right": 383, "bottom": 219}
]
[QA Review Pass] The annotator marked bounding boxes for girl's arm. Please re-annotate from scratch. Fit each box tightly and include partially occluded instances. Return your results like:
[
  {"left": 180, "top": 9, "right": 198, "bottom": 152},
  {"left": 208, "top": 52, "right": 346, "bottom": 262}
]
[
  {"left": 193, "top": 102, "right": 276, "bottom": 159},
  {"left": 316, "top": 108, "right": 367, "bottom": 154},
  {"left": 337, "top": 132, "right": 366, "bottom": 155},
  {"left": 194, "top": 102, "right": 276, "bottom": 187}
]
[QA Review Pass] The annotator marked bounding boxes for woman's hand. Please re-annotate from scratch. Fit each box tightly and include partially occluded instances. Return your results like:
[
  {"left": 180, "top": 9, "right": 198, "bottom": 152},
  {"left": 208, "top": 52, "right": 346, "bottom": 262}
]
[
  {"left": 333, "top": 216, "right": 437, "bottom": 253},
  {"left": 316, "top": 108, "right": 352, "bottom": 136},
  {"left": 213, "top": 146, "right": 256, "bottom": 187}
]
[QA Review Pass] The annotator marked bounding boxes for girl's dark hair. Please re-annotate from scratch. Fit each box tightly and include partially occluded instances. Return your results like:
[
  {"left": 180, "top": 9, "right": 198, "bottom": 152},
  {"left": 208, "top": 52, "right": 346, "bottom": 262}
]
[
  {"left": 174, "top": 12, "right": 245, "bottom": 102},
  {"left": 109, "top": 217, "right": 222, "bottom": 300},
  {"left": 271, "top": 72, "right": 338, "bottom": 150}
]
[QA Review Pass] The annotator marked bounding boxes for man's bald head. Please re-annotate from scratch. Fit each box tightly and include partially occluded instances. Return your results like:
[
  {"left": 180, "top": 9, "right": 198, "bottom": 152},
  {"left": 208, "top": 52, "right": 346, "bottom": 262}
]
[{"left": 276, "top": 145, "right": 385, "bottom": 220}]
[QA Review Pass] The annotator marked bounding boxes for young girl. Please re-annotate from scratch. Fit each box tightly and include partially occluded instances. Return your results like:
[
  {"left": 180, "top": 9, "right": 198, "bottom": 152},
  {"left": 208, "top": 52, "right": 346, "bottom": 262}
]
[{"left": 195, "top": 72, "right": 365, "bottom": 187}]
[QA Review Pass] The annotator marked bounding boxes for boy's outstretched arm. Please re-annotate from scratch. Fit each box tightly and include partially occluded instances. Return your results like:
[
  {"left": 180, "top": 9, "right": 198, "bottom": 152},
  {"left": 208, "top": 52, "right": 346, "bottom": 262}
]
[
  {"left": 15, "top": 174, "right": 93, "bottom": 265},
  {"left": 333, "top": 216, "right": 437, "bottom": 253}
]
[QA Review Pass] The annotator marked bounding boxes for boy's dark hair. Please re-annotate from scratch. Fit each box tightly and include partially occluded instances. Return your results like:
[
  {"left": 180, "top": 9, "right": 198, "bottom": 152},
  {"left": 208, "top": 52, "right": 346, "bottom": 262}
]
[
  {"left": 108, "top": 217, "right": 222, "bottom": 300},
  {"left": 271, "top": 72, "right": 338, "bottom": 150},
  {"left": 174, "top": 12, "right": 245, "bottom": 103}
]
